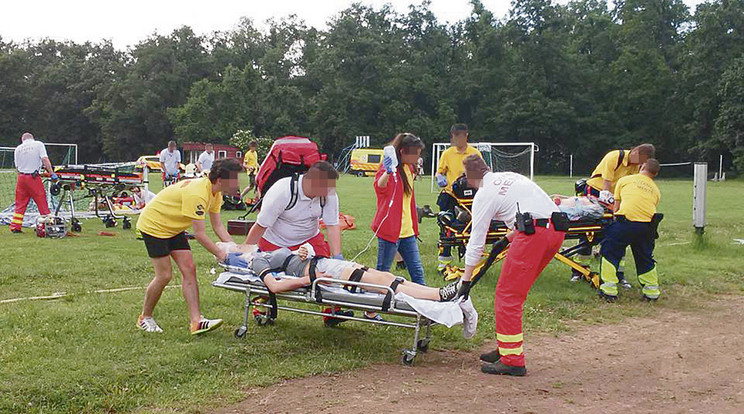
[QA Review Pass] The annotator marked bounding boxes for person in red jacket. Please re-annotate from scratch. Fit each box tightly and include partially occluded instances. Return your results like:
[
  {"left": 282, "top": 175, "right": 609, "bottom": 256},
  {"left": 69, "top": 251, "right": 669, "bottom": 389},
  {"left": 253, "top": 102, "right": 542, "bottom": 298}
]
[{"left": 371, "top": 133, "right": 426, "bottom": 285}]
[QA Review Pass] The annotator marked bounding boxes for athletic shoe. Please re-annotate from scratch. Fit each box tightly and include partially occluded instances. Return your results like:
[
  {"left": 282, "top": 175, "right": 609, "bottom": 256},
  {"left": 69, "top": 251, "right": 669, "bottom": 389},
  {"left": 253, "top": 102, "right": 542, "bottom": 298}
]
[
  {"left": 642, "top": 295, "right": 659, "bottom": 302},
  {"left": 323, "top": 307, "right": 354, "bottom": 328},
  {"left": 619, "top": 278, "right": 632, "bottom": 289},
  {"left": 481, "top": 361, "right": 527, "bottom": 376},
  {"left": 190, "top": 318, "right": 223, "bottom": 335},
  {"left": 10, "top": 228, "right": 22, "bottom": 234},
  {"left": 137, "top": 315, "right": 163, "bottom": 333},
  {"left": 480, "top": 349, "right": 501, "bottom": 363},
  {"left": 570, "top": 269, "right": 583, "bottom": 282},
  {"left": 439, "top": 281, "right": 460, "bottom": 301},
  {"left": 364, "top": 312, "right": 386, "bottom": 322}
]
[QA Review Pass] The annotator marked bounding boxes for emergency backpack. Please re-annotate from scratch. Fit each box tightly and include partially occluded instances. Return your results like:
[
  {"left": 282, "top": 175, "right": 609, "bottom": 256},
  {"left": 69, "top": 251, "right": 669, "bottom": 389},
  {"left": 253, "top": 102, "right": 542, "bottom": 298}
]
[{"left": 253, "top": 136, "right": 327, "bottom": 210}]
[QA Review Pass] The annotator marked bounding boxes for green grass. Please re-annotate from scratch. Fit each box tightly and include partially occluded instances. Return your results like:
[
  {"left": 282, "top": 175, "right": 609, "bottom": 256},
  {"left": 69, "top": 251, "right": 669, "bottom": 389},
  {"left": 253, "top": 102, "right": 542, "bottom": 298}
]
[{"left": 1, "top": 174, "right": 743, "bottom": 413}]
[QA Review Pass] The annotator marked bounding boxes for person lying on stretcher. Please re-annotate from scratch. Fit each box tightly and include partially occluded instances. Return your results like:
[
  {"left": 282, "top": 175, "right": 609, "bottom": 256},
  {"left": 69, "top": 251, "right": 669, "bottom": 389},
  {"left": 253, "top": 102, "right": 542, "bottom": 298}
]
[{"left": 224, "top": 244, "right": 463, "bottom": 302}]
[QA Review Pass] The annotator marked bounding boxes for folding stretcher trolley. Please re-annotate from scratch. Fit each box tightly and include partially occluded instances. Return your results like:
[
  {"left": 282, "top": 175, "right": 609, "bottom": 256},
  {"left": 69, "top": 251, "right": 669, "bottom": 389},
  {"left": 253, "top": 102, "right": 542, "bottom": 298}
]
[
  {"left": 212, "top": 265, "right": 436, "bottom": 366},
  {"left": 437, "top": 178, "right": 614, "bottom": 288}
]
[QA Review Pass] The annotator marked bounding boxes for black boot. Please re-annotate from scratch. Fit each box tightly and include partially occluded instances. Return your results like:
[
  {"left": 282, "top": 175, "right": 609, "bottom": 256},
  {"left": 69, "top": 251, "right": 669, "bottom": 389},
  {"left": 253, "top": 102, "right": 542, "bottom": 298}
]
[
  {"left": 480, "top": 349, "right": 500, "bottom": 363},
  {"left": 481, "top": 361, "right": 526, "bottom": 376}
]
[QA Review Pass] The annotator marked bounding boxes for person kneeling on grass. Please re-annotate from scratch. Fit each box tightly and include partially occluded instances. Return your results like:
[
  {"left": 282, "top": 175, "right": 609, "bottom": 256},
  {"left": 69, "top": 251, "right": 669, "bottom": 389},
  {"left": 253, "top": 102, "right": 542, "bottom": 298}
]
[{"left": 136, "top": 158, "right": 242, "bottom": 335}]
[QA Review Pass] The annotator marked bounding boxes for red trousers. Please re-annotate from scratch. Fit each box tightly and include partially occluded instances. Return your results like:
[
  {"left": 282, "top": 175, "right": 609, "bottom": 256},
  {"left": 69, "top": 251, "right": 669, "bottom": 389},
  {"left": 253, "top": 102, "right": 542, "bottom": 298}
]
[
  {"left": 495, "top": 226, "right": 564, "bottom": 367},
  {"left": 258, "top": 231, "right": 331, "bottom": 257},
  {"left": 10, "top": 174, "right": 50, "bottom": 231}
]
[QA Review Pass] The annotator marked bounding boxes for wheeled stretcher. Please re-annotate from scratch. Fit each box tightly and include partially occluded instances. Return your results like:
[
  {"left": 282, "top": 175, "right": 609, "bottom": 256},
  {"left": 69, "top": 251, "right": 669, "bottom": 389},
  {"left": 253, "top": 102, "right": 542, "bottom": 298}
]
[
  {"left": 212, "top": 265, "right": 438, "bottom": 366},
  {"left": 438, "top": 186, "right": 614, "bottom": 288}
]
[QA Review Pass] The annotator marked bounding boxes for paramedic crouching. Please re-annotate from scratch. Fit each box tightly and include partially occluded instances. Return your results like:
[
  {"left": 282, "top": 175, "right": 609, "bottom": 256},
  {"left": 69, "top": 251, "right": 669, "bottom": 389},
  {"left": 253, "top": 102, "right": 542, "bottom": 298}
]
[
  {"left": 243, "top": 161, "right": 342, "bottom": 258},
  {"left": 455, "top": 155, "right": 565, "bottom": 376}
]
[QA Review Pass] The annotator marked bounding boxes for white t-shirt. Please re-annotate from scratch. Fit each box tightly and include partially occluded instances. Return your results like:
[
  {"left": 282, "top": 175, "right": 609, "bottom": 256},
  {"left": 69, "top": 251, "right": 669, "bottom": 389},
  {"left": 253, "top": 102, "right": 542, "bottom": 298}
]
[
  {"left": 465, "top": 172, "right": 559, "bottom": 266},
  {"left": 257, "top": 175, "right": 340, "bottom": 247},
  {"left": 159, "top": 149, "right": 181, "bottom": 175},
  {"left": 14, "top": 138, "right": 49, "bottom": 174},
  {"left": 197, "top": 151, "right": 214, "bottom": 171}
]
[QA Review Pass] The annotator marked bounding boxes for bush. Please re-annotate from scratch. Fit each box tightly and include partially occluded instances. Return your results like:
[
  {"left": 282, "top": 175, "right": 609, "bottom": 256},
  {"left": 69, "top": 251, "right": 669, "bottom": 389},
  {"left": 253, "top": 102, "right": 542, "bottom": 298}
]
[{"left": 229, "top": 130, "right": 274, "bottom": 162}]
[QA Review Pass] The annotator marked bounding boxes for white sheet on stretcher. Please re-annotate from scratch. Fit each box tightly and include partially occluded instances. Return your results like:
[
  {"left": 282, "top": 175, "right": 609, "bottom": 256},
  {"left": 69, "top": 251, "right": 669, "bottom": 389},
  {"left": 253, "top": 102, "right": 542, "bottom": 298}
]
[{"left": 214, "top": 270, "right": 477, "bottom": 333}]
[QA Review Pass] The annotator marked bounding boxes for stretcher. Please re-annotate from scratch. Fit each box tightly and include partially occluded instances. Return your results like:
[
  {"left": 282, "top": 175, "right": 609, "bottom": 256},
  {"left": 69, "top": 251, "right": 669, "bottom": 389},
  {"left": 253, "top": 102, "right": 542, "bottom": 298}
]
[
  {"left": 212, "top": 265, "right": 436, "bottom": 366},
  {"left": 438, "top": 186, "right": 613, "bottom": 288},
  {"left": 47, "top": 163, "right": 145, "bottom": 230}
]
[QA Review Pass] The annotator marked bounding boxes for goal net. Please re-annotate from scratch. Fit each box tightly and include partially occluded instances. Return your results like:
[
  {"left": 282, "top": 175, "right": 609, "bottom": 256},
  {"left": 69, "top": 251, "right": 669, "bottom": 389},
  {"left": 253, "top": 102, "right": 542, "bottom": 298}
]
[{"left": 430, "top": 142, "right": 538, "bottom": 192}]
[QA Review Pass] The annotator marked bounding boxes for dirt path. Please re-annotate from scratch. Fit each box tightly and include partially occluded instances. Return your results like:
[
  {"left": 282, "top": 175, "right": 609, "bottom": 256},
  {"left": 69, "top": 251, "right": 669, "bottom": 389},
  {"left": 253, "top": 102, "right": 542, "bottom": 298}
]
[{"left": 218, "top": 296, "right": 744, "bottom": 414}]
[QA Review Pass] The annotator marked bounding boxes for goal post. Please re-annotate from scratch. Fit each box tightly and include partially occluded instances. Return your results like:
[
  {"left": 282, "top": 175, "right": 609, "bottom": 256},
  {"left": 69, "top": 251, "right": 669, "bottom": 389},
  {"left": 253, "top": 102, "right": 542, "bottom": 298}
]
[{"left": 430, "top": 142, "right": 538, "bottom": 192}]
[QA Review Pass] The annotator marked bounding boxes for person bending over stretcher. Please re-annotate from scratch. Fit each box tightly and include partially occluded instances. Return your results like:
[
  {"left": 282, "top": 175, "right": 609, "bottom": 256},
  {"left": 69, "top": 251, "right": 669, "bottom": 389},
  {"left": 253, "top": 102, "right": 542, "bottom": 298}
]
[{"left": 235, "top": 245, "right": 462, "bottom": 302}]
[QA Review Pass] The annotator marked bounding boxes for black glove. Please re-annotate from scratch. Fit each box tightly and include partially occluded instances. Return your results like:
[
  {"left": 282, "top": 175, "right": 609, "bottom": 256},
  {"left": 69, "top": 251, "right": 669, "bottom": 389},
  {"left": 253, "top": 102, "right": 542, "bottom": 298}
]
[{"left": 456, "top": 280, "right": 472, "bottom": 301}]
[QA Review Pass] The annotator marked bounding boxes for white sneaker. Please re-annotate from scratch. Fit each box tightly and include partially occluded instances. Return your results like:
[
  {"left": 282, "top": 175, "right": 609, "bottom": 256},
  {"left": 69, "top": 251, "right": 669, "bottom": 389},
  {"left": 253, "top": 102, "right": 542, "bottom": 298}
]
[
  {"left": 190, "top": 317, "right": 223, "bottom": 335},
  {"left": 137, "top": 315, "right": 163, "bottom": 333}
]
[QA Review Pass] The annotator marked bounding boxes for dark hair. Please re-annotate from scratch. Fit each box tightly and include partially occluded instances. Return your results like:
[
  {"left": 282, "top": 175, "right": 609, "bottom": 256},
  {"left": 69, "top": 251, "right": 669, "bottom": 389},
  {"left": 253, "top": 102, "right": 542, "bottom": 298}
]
[
  {"left": 390, "top": 133, "right": 424, "bottom": 196},
  {"left": 248, "top": 141, "right": 258, "bottom": 148},
  {"left": 307, "top": 161, "right": 339, "bottom": 180},
  {"left": 644, "top": 158, "right": 660, "bottom": 175},
  {"left": 205, "top": 143, "right": 214, "bottom": 148},
  {"left": 463, "top": 154, "right": 489, "bottom": 179},
  {"left": 450, "top": 124, "right": 469, "bottom": 135},
  {"left": 634, "top": 143, "right": 655, "bottom": 159},
  {"left": 208, "top": 158, "right": 243, "bottom": 183}
]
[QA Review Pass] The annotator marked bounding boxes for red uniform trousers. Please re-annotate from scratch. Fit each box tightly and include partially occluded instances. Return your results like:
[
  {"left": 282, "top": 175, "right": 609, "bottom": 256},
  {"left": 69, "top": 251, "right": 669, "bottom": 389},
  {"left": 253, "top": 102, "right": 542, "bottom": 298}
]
[
  {"left": 10, "top": 174, "right": 51, "bottom": 231},
  {"left": 495, "top": 226, "right": 564, "bottom": 367},
  {"left": 258, "top": 231, "right": 331, "bottom": 257}
]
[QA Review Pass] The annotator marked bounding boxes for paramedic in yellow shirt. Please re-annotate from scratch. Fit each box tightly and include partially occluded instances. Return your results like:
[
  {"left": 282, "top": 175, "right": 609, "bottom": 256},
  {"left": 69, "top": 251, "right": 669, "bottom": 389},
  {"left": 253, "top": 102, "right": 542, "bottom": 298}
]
[
  {"left": 136, "top": 159, "right": 242, "bottom": 335},
  {"left": 599, "top": 159, "right": 663, "bottom": 302},
  {"left": 435, "top": 123, "right": 482, "bottom": 270},
  {"left": 584, "top": 144, "right": 655, "bottom": 204},
  {"left": 241, "top": 141, "right": 259, "bottom": 200}
]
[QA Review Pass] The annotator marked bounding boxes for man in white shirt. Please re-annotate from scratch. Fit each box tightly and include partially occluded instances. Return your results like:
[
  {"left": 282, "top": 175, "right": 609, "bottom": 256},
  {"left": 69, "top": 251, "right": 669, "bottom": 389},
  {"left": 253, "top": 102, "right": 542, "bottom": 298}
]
[
  {"left": 159, "top": 141, "right": 181, "bottom": 185},
  {"left": 456, "top": 155, "right": 565, "bottom": 376},
  {"left": 196, "top": 143, "right": 215, "bottom": 173},
  {"left": 10, "top": 132, "right": 57, "bottom": 233},
  {"left": 243, "top": 161, "right": 348, "bottom": 326}
]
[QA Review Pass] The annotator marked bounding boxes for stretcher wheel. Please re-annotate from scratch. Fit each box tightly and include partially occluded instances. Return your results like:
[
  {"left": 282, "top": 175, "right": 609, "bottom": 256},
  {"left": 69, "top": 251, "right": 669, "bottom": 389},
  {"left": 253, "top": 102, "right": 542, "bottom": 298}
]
[
  {"left": 71, "top": 220, "right": 82, "bottom": 233},
  {"left": 417, "top": 338, "right": 430, "bottom": 353},
  {"left": 234, "top": 326, "right": 247, "bottom": 339},
  {"left": 122, "top": 218, "right": 131, "bottom": 230},
  {"left": 402, "top": 351, "right": 416, "bottom": 366}
]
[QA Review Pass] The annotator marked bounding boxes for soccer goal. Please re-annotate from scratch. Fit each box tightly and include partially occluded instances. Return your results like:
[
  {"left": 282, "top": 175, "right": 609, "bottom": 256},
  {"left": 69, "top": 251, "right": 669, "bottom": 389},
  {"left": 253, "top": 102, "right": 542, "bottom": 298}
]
[{"left": 430, "top": 142, "right": 538, "bottom": 192}]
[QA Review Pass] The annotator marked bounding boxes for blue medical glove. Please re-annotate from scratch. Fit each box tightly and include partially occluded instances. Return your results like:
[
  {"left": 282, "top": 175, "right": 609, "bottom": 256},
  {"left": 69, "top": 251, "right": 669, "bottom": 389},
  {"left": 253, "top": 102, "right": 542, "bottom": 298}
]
[
  {"left": 50, "top": 173, "right": 59, "bottom": 180},
  {"left": 436, "top": 174, "right": 448, "bottom": 188},
  {"left": 382, "top": 154, "right": 395, "bottom": 174},
  {"left": 224, "top": 252, "right": 249, "bottom": 268},
  {"left": 332, "top": 253, "right": 345, "bottom": 260}
]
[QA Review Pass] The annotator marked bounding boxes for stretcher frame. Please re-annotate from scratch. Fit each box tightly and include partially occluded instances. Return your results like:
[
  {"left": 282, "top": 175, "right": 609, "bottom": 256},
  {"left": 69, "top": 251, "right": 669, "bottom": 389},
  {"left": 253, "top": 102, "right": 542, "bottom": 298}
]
[
  {"left": 438, "top": 189, "right": 612, "bottom": 288},
  {"left": 212, "top": 267, "right": 434, "bottom": 366}
]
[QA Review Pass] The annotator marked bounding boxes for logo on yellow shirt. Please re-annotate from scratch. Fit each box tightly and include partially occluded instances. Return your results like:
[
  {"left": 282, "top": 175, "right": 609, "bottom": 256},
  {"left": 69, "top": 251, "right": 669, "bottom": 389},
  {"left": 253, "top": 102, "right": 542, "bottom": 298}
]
[{"left": 196, "top": 204, "right": 205, "bottom": 216}]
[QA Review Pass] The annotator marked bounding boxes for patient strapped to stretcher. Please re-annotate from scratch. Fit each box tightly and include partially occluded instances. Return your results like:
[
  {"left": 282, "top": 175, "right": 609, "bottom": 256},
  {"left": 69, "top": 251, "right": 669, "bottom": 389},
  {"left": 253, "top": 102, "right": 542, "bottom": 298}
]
[{"left": 217, "top": 242, "right": 478, "bottom": 337}]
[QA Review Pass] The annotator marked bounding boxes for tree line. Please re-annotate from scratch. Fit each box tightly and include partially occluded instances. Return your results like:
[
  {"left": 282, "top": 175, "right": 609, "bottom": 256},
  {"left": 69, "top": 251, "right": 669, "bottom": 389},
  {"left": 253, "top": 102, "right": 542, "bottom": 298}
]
[{"left": 1, "top": 0, "right": 742, "bottom": 174}]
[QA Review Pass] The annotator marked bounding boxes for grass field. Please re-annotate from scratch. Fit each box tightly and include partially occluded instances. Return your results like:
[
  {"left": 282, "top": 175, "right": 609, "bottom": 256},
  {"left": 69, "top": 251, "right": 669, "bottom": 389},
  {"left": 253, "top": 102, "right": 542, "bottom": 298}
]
[{"left": 1, "top": 173, "right": 742, "bottom": 413}]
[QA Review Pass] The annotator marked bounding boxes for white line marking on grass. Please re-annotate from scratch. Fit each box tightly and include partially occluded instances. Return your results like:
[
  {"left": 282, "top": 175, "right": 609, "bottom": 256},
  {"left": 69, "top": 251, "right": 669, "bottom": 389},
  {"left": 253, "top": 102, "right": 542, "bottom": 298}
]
[{"left": 0, "top": 285, "right": 182, "bottom": 305}]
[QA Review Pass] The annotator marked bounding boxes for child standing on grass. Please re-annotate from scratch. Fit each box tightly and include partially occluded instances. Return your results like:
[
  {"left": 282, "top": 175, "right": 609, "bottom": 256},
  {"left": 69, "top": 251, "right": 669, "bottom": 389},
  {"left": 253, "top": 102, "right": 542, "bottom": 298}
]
[{"left": 136, "top": 159, "right": 242, "bottom": 335}]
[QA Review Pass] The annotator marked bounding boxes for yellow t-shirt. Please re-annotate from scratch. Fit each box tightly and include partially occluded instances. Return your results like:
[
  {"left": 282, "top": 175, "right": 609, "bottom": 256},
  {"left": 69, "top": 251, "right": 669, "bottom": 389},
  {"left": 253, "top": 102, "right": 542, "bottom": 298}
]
[
  {"left": 243, "top": 150, "right": 258, "bottom": 172},
  {"left": 614, "top": 174, "right": 660, "bottom": 223},
  {"left": 436, "top": 145, "right": 482, "bottom": 189},
  {"left": 399, "top": 166, "right": 415, "bottom": 238},
  {"left": 137, "top": 177, "right": 222, "bottom": 238},
  {"left": 586, "top": 149, "right": 640, "bottom": 194}
]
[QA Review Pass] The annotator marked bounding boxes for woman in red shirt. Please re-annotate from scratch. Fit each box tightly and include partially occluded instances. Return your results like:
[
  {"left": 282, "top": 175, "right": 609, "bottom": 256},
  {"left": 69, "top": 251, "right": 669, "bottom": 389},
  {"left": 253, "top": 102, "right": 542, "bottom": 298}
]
[{"left": 371, "top": 133, "right": 426, "bottom": 285}]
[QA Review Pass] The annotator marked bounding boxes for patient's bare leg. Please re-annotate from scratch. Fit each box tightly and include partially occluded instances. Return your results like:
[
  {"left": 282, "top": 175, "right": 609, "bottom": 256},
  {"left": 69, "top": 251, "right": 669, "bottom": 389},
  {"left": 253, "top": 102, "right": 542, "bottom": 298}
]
[{"left": 360, "top": 269, "right": 441, "bottom": 301}]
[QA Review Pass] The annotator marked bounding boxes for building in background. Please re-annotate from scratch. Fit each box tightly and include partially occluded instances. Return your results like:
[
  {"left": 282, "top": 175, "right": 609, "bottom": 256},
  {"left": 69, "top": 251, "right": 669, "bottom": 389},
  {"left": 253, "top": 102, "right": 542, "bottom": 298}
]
[{"left": 182, "top": 142, "right": 242, "bottom": 164}]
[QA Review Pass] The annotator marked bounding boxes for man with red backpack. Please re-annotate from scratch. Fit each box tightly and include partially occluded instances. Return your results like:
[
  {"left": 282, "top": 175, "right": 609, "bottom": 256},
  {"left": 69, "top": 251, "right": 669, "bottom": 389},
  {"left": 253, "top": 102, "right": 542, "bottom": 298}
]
[{"left": 243, "top": 161, "right": 348, "bottom": 326}]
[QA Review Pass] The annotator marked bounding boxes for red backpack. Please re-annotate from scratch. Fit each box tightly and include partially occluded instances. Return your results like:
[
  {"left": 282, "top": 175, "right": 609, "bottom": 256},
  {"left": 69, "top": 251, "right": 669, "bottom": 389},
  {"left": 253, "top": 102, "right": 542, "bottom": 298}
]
[{"left": 255, "top": 136, "right": 327, "bottom": 208}]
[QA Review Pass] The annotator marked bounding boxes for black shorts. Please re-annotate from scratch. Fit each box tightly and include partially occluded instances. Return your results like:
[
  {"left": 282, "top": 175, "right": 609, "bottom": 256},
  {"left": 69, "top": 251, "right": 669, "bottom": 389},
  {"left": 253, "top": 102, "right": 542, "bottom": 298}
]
[{"left": 142, "top": 231, "right": 191, "bottom": 258}]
